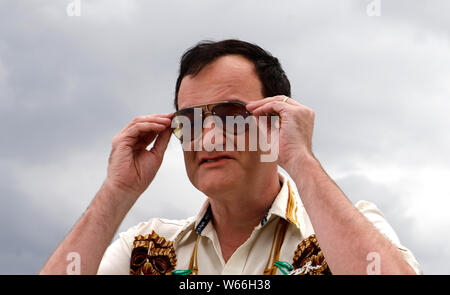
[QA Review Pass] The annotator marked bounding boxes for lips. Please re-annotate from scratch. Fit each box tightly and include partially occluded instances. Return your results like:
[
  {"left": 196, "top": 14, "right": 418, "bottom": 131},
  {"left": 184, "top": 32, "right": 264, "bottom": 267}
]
[{"left": 199, "top": 154, "right": 235, "bottom": 166}]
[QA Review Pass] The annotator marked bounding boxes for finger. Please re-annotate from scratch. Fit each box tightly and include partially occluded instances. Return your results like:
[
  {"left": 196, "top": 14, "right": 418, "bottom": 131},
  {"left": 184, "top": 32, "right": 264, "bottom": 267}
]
[
  {"left": 135, "top": 113, "right": 173, "bottom": 122},
  {"left": 120, "top": 114, "right": 173, "bottom": 134},
  {"left": 129, "top": 115, "right": 172, "bottom": 129},
  {"left": 125, "top": 122, "right": 168, "bottom": 140},
  {"left": 246, "top": 95, "right": 297, "bottom": 111},
  {"left": 250, "top": 101, "right": 288, "bottom": 117},
  {"left": 124, "top": 123, "right": 172, "bottom": 154},
  {"left": 134, "top": 129, "right": 161, "bottom": 150},
  {"left": 150, "top": 127, "right": 172, "bottom": 157}
]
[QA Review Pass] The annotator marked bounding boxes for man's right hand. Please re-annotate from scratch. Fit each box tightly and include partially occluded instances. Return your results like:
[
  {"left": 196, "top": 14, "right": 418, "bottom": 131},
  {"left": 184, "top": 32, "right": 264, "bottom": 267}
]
[
  {"left": 103, "top": 113, "right": 173, "bottom": 199},
  {"left": 39, "top": 113, "right": 173, "bottom": 275}
]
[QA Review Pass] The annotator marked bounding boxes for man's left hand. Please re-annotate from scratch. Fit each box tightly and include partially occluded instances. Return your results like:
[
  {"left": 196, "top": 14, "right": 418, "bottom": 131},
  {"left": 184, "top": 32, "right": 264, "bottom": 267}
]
[{"left": 246, "top": 95, "right": 316, "bottom": 177}]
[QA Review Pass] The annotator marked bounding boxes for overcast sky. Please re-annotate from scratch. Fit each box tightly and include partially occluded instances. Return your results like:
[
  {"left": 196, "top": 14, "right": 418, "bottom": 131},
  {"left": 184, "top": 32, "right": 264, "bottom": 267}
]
[{"left": 1, "top": 0, "right": 449, "bottom": 274}]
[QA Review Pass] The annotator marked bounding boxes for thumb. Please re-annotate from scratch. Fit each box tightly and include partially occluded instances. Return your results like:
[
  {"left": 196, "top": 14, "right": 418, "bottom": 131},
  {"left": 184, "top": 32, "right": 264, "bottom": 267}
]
[{"left": 150, "top": 127, "right": 172, "bottom": 158}]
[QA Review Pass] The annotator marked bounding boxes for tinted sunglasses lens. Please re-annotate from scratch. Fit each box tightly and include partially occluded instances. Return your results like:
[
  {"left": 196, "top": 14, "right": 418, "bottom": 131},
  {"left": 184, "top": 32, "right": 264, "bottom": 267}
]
[
  {"left": 173, "top": 108, "right": 194, "bottom": 140},
  {"left": 212, "top": 102, "right": 250, "bottom": 134},
  {"left": 172, "top": 108, "right": 204, "bottom": 141}
]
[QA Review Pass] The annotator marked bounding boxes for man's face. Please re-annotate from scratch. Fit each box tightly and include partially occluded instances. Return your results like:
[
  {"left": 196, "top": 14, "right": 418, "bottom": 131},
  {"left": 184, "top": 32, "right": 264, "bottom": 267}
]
[{"left": 177, "top": 54, "right": 273, "bottom": 196}]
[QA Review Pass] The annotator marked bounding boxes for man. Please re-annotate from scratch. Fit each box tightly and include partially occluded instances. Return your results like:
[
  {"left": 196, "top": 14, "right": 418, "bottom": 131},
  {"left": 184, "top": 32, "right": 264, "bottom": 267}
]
[{"left": 40, "top": 39, "right": 421, "bottom": 275}]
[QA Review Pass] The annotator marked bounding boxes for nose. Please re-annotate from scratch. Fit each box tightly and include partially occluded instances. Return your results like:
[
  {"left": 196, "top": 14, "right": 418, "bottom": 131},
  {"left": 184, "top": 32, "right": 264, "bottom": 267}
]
[{"left": 200, "top": 114, "right": 225, "bottom": 152}]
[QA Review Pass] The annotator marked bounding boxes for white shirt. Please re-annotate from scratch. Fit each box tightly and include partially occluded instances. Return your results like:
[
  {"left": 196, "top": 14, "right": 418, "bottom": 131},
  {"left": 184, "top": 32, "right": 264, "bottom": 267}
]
[{"left": 97, "top": 173, "right": 421, "bottom": 275}]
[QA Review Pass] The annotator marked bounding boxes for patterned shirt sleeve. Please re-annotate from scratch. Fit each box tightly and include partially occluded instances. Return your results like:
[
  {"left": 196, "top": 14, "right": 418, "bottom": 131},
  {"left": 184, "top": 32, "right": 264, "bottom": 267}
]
[{"left": 355, "top": 200, "right": 422, "bottom": 274}]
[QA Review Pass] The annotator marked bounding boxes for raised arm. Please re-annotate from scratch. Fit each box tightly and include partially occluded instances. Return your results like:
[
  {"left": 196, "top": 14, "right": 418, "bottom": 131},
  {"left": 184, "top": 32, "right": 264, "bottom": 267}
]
[
  {"left": 39, "top": 114, "right": 172, "bottom": 275},
  {"left": 247, "top": 96, "right": 416, "bottom": 275}
]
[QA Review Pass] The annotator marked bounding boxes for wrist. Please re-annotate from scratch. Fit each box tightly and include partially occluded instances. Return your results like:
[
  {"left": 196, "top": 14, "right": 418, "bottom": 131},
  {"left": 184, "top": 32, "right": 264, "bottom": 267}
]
[
  {"left": 284, "top": 152, "right": 319, "bottom": 180},
  {"left": 92, "top": 181, "right": 139, "bottom": 220}
]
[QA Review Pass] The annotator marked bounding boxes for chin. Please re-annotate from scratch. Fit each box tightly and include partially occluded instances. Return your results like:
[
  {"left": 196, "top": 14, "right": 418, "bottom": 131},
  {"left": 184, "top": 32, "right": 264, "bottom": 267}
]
[{"left": 193, "top": 168, "right": 242, "bottom": 196}]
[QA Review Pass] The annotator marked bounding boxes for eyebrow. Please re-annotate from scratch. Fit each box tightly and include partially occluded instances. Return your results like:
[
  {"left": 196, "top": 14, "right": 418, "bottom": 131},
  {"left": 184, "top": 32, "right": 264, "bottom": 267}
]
[
  {"left": 179, "top": 99, "right": 247, "bottom": 110},
  {"left": 227, "top": 99, "right": 246, "bottom": 104}
]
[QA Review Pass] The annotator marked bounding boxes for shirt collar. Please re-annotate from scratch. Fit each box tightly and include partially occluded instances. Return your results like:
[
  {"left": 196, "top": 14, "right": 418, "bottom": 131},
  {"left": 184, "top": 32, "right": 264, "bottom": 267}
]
[
  {"left": 266, "top": 172, "right": 303, "bottom": 229},
  {"left": 191, "top": 172, "right": 304, "bottom": 236}
]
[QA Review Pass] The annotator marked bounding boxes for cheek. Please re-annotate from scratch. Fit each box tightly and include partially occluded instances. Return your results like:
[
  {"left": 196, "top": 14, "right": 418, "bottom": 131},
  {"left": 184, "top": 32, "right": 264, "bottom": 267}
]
[{"left": 183, "top": 151, "right": 197, "bottom": 177}]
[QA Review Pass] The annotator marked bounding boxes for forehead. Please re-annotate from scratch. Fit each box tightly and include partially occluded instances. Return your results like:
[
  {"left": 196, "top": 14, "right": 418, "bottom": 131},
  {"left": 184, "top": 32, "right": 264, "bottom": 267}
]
[{"left": 177, "top": 55, "right": 263, "bottom": 110}]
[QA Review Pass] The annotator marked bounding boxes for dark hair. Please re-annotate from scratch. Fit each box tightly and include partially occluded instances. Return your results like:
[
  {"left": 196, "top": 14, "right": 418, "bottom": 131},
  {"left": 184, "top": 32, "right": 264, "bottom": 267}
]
[{"left": 174, "top": 39, "right": 291, "bottom": 110}]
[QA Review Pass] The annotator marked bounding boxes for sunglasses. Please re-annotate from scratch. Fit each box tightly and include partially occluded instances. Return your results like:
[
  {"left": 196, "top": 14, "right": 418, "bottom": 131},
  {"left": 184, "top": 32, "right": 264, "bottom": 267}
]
[{"left": 172, "top": 101, "right": 252, "bottom": 141}]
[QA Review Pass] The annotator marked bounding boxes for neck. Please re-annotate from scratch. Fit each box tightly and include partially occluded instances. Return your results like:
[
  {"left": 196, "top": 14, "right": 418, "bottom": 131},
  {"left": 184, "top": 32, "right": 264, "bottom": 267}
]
[{"left": 208, "top": 172, "right": 281, "bottom": 262}]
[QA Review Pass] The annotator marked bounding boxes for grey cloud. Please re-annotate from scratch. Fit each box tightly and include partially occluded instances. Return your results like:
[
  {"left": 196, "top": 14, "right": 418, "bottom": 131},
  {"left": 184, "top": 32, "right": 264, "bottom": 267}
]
[
  {"left": 0, "top": 162, "right": 69, "bottom": 274},
  {"left": 336, "top": 173, "right": 450, "bottom": 274},
  {"left": 0, "top": 19, "right": 129, "bottom": 164}
]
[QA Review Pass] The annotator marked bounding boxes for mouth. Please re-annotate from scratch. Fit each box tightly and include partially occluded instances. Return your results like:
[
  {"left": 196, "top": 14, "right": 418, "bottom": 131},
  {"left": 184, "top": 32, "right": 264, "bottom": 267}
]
[{"left": 199, "top": 154, "right": 235, "bottom": 167}]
